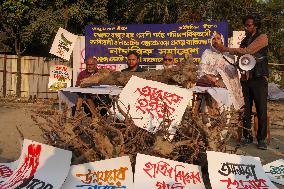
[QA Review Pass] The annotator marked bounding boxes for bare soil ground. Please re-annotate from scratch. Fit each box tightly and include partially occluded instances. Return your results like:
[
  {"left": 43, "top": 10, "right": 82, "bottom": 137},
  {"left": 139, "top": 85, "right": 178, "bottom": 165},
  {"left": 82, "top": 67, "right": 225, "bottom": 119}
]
[{"left": 0, "top": 99, "right": 283, "bottom": 187}]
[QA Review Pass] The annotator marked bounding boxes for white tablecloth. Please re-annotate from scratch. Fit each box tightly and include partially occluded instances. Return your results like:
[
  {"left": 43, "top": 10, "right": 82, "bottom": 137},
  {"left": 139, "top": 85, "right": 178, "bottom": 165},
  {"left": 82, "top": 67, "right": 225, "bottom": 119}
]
[
  {"left": 190, "top": 86, "right": 234, "bottom": 110},
  {"left": 58, "top": 85, "right": 123, "bottom": 109},
  {"left": 58, "top": 85, "right": 234, "bottom": 112}
]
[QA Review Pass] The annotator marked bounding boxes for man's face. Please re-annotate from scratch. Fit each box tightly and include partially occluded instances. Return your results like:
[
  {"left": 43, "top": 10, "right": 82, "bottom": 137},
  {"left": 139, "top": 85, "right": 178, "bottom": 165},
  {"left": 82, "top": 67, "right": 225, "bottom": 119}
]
[
  {"left": 163, "top": 54, "right": 174, "bottom": 68},
  {"left": 212, "top": 33, "right": 223, "bottom": 46},
  {"left": 244, "top": 19, "right": 257, "bottom": 34},
  {"left": 86, "top": 58, "right": 97, "bottom": 74},
  {"left": 127, "top": 54, "right": 138, "bottom": 68}
]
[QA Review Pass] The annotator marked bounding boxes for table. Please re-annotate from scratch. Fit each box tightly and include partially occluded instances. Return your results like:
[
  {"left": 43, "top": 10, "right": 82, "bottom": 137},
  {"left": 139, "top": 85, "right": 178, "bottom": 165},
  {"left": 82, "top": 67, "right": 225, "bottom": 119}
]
[{"left": 58, "top": 86, "right": 123, "bottom": 116}]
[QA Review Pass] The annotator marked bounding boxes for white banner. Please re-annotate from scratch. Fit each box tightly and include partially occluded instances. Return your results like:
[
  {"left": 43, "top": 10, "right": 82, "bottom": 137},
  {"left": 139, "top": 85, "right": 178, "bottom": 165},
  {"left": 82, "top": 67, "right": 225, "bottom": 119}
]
[
  {"left": 263, "top": 159, "right": 284, "bottom": 185},
  {"left": 50, "top": 27, "right": 78, "bottom": 61},
  {"left": 207, "top": 151, "right": 277, "bottom": 189},
  {"left": 61, "top": 156, "right": 133, "bottom": 188},
  {"left": 134, "top": 153, "right": 206, "bottom": 189},
  {"left": 48, "top": 65, "right": 72, "bottom": 91},
  {"left": 0, "top": 139, "right": 72, "bottom": 189},
  {"left": 118, "top": 76, "right": 192, "bottom": 135},
  {"left": 72, "top": 36, "right": 85, "bottom": 87}
]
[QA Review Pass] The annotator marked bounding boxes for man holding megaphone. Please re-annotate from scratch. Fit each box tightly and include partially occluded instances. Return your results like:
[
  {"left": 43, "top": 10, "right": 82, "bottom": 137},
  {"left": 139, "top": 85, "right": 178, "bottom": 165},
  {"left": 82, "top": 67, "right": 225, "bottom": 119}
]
[{"left": 214, "top": 14, "right": 269, "bottom": 150}]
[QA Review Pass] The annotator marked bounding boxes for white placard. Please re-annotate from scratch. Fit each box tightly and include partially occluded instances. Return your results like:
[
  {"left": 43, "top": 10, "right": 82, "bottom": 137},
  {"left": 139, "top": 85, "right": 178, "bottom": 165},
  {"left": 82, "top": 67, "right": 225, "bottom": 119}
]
[
  {"left": 61, "top": 156, "right": 134, "bottom": 189},
  {"left": 232, "top": 31, "right": 246, "bottom": 48},
  {"left": 207, "top": 151, "right": 278, "bottom": 189},
  {"left": 118, "top": 76, "right": 192, "bottom": 134},
  {"left": 263, "top": 159, "right": 284, "bottom": 185},
  {"left": 50, "top": 27, "right": 78, "bottom": 61},
  {"left": 0, "top": 160, "right": 19, "bottom": 183},
  {"left": 48, "top": 65, "right": 72, "bottom": 91},
  {"left": 72, "top": 36, "right": 85, "bottom": 86},
  {"left": 134, "top": 153, "right": 206, "bottom": 189},
  {"left": 0, "top": 139, "right": 72, "bottom": 189},
  {"left": 72, "top": 36, "right": 128, "bottom": 86}
]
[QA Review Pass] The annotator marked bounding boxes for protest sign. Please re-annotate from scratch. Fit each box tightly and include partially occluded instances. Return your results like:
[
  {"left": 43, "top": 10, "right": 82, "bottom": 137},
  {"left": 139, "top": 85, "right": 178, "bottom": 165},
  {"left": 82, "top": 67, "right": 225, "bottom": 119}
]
[
  {"left": 48, "top": 65, "right": 72, "bottom": 91},
  {"left": 0, "top": 139, "right": 72, "bottom": 189},
  {"left": 264, "top": 159, "right": 284, "bottom": 185},
  {"left": 207, "top": 151, "right": 277, "bottom": 189},
  {"left": 85, "top": 22, "right": 228, "bottom": 65},
  {"left": 50, "top": 27, "right": 78, "bottom": 61},
  {"left": 134, "top": 153, "right": 206, "bottom": 189},
  {"left": 0, "top": 161, "right": 18, "bottom": 183},
  {"left": 72, "top": 36, "right": 86, "bottom": 86},
  {"left": 61, "top": 156, "right": 133, "bottom": 189},
  {"left": 231, "top": 31, "right": 246, "bottom": 48},
  {"left": 118, "top": 76, "right": 192, "bottom": 135}
]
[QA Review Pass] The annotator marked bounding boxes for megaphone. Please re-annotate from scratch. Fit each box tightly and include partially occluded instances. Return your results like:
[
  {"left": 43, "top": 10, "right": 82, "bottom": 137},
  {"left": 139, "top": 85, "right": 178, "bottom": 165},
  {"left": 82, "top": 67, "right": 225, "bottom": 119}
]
[{"left": 238, "top": 54, "right": 256, "bottom": 71}]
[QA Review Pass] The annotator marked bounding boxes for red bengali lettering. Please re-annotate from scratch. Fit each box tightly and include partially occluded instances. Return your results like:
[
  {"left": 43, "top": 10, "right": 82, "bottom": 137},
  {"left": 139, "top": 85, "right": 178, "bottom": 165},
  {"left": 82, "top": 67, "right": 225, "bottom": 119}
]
[
  {"left": 143, "top": 162, "right": 157, "bottom": 178},
  {"left": 156, "top": 161, "right": 173, "bottom": 178},
  {"left": 0, "top": 144, "right": 42, "bottom": 189},
  {"left": 0, "top": 165, "right": 13, "bottom": 178},
  {"left": 156, "top": 181, "right": 185, "bottom": 189},
  {"left": 143, "top": 161, "right": 202, "bottom": 187},
  {"left": 220, "top": 178, "right": 269, "bottom": 189},
  {"left": 135, "top": 86, "right": 182, "bottom": 120}
]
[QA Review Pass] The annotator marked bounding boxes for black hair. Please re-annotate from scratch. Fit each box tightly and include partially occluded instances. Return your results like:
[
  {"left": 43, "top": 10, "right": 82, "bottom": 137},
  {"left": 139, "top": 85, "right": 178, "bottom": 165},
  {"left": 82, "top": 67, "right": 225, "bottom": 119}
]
[
  {"left": 127, "top": 50, "right": 139, "bottom": 59},
  {"left": 242, "top": 13, "right": 261, "bottom": 29},
  {"left": 84, "top": 56, "right": 97, "bottom": 63}
]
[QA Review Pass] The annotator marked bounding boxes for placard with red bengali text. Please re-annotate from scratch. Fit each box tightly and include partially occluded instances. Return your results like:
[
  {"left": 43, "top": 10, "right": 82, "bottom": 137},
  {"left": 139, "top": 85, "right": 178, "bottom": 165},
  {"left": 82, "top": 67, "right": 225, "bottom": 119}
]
[
  {"left": 0, "top": 139, "right": 72, "bottom": 189},
  {"left": 48, "top": 65, "right": 72, "bottom": 91},
  {"left": 134, "top": 153, "right": 206, "bottom": 189},
  {"left": 118, "top": 76, "right": 193, "bottom": 136},
  {"left": 207, "top": 151, "right": 278, "bottom": 189}
]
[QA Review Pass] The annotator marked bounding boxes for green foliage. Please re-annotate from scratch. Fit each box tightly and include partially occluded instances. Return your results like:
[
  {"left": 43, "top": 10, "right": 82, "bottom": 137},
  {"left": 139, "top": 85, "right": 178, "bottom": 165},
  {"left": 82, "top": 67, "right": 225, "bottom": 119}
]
[
  {"left": 261, "top": 0, "right": 284, "bottom": 64},
  {"left": 0, "top": 0, "right": 109, "bottom": 55},
  {"left": 269, "top": 67, "right": 284, "bottom": 88},
  {"left": 0, "top": 0, "right": 283, "bottom": 64}
]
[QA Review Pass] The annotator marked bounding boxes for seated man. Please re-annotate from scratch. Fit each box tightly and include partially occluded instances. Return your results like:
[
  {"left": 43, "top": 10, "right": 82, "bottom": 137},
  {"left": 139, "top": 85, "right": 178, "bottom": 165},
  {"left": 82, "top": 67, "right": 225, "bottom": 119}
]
[
  {"left": 76, "top": 57, "right": 98, "bottom": 87},
  {"left": 74, "top": 57, "right": 110, "bottom": 117},
  {"left": 121, "top": 51, "right": 144, "bottom": 72},
  {"left": 162, "top": 53, "right": 175, "bottom": 69}
]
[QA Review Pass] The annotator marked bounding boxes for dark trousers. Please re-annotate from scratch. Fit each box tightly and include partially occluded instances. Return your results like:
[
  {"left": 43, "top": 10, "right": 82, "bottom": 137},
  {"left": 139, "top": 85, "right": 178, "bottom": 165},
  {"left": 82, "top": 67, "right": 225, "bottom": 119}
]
[{"left": 241, "top": 77, "right": 268, "bottom": 142}]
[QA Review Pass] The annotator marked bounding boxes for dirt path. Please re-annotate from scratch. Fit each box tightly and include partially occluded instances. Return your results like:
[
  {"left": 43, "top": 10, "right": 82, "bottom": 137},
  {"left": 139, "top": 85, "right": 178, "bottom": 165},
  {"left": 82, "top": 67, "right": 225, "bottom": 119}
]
[
  {"left": 0, "top": 102, "right": 45, "bottom": 162},
  {"left": 0, "top": 100, "right": 283, "bottom": 188},
  {"left": 233, "top": 101, "right": 284, "bottom": 164}
]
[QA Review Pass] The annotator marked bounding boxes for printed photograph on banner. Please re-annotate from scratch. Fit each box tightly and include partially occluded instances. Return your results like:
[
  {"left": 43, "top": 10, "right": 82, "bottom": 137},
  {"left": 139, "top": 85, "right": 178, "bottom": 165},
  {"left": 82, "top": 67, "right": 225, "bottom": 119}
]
[
  {"left": 118, "top": 76, "right": 193, "bottom": 135},
  {"left": 48, "top": 65, "right": 72, "bottom": 91},
  {"left": 263, "top": 159, "right": 284, "bottom": 185},
  {"left": 0, "top": 139, "right": 72, "bottom": 189},
  {"left": 50, "top": 27, "right": 78, "bottom": 61},
  {"left": 206, "top": 151, "right": 278, "bottom": 189},
  {"left": 61, "top": 156, "right": 133, "bottom": 189},
  {"left": 134, "top": 153, "right": 206, "bottom": 189}
]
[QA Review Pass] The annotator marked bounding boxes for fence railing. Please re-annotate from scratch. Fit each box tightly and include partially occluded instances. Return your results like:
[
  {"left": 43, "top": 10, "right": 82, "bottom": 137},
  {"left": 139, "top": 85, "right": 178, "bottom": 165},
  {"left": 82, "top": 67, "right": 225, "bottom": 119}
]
[
  {"left": 0, "top": 54, "right": 283, "bottom": 99},
  {"left": 0, "top": 54, "right": 70, "bottom": 98}
]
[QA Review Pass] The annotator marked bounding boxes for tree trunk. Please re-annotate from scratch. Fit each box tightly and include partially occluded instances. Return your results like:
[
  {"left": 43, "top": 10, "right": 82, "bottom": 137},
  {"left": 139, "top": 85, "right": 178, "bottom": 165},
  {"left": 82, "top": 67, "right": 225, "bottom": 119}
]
[
  {"left": 3, "top": 55, "right": 7, "bottom": 97},
  {"left": 16, "top": 53, "right": 22, "bottom": 97}
]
